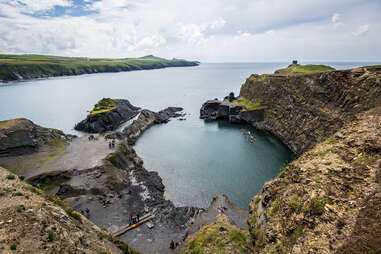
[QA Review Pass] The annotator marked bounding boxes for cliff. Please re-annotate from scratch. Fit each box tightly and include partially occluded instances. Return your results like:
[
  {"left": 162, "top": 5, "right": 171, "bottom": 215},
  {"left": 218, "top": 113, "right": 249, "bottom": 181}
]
[
  {"left": 0, "top": 54, "right": 200, "bottom": 82},
  {"left": 0, "top": 166, "right": 138, "bottom": 254},
  {"left": 193, "top": 64, "right": 381, "bottom": 254},
  {"left": 240, "top": 65, "right": 381, "bottom": 155},
  {"left": 247, "top": 106, "right": 381, "bottom": 253}
]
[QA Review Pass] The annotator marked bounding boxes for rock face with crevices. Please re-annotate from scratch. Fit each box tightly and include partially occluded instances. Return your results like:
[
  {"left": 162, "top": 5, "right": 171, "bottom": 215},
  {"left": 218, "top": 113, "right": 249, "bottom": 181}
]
[
  {"left": 240, "top": 66, "right": 381, "bottom": 155},
  {"left": 247, "top": 106, "right": 381, "bottom": 254},
  {"left": 74, "top": 98, "right": 140, "bottom": 133},
  {"left": 0, "top": 118, "right": 69, "bottom": 157}
]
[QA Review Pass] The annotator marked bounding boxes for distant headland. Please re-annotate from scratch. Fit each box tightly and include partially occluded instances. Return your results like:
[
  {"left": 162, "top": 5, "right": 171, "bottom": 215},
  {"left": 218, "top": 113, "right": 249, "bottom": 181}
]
[{"left": 0, "top": 54, "right": 200, "bottom": 82}]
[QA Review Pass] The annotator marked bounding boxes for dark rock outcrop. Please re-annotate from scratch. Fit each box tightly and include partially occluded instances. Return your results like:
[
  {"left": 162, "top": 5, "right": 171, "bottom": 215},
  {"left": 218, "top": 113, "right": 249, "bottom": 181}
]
[
  {"left": 74, "top": 98, "right": 140, "bottom": 133},
  {"left": 200, "top": 95, "right": 263, "bottom": 124},
  {"left": 123, "top": 107, "right": 183, "bottom": 145},
  {"left": 0, "top": 118, "right": 70, "bottom": 157}
]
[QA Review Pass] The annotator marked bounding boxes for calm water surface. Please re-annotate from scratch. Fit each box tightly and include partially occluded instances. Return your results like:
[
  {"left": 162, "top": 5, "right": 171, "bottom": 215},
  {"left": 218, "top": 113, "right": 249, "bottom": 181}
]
[{"left": 1, "top": 62, "right": 378, "bottom": 209}]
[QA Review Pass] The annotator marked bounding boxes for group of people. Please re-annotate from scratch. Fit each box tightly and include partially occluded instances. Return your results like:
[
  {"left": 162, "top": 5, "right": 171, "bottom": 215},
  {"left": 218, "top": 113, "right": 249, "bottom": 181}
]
[
  {"left": 80, "top": 208, "right": 90, "bottom": 218},
  {"left": 240, "top": 129, "right": 255, "bottom": 144},
  {"left": 129, "top": 212, "right": 140, "bottom": 225},
  {"left": 108, "top": 139, "right": 116, "bottom": 149},
  {"left": 88, "top": 134, "right": 96, "bottom": 141}
]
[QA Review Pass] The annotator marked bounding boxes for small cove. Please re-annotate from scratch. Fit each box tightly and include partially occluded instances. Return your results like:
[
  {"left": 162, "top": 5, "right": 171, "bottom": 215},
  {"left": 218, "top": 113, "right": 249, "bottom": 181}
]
[{"left": 1, "top": 62, "right": 375, "bottom": 209}]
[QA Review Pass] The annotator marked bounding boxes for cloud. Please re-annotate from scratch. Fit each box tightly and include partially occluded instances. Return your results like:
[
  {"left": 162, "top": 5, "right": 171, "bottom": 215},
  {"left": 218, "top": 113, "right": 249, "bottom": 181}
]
[
  {"left": 352, "top": 24, "right": 370, "bottom": 36},
  {"left": 0, "top": 0, "right": 380, "bottom": 61},
  {"left": 332, "top": 13, "right": 340, "bottom": 23}
]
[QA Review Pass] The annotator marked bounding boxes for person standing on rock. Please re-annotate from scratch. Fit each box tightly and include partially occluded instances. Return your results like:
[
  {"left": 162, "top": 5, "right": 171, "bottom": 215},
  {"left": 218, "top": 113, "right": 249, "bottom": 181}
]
[
  {"left": 109, "top": 141, "right": 112, "bottom": 149},
  {"left": 170, "top": 240, "right": 175, "bottom": 250},
  {"left": 112, "top": 139, "right": 115, "bottom": 148}
]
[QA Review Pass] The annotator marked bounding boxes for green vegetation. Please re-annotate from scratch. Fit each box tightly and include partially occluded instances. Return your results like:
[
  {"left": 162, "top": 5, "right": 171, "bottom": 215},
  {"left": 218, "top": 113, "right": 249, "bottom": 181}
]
[
  {"left": 7, "top": 174, "right": 15, "bottom": 180},
  {"left": 232, "top": 97, "right": 264, "bottom": 110},
  {"left": 309, "top": 197, "right": 327, "bottom": 215},
  {"left": 316, "top": 148, "right": 337, "bottom": 157},
  {"left": 1, "top": 138, "right": 68, "bottom": 175},
  {"left": 288, "top": 198, "right": 302, "bottom": 214},
  {"left": 0, "top": 54, "right": 199, "bottom": 81},
  {"left": 10, "top": 243, "right": 17, "bottom": 250},
  {"left": 181, "top": 218, "right": 249, "bottom": 254},
  {"left": 0, "top": 119, "right": 25, "bottom": 130},
  {"left": 27, "top": 171, "right": 71, "bottom": 192},
  {"left": 269, "top": 198, "right": 281, "bottom": 216},
  {"left": 48, "top": 195, "right": 82, "bottom": 222},
  {"left": 90, "top": 98, "right": 117, "bottom": 115},
  {"left": 354, "top": 155, "right": 377, "bottom": 167},
  {"left": 286, "top": 64, "right": 335, "bottom": 74},
  {"left": 48, "top": 230, "right": 55, "bottom": 242}
]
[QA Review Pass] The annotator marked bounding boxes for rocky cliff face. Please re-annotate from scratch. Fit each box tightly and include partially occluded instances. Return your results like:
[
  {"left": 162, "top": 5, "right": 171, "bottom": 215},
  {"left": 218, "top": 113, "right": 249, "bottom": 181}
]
[
  {"left": 123, "top": 107, "right": 184, "bottom": 145},
  {"left": 75, "top": 98, "right": 140, "bottom": 133},
  {"left": 240, "top": 66, "right": 381, "bottom": 155},
  {"left": 247, "top": 106, "right": 381, "bottom": 253},
  {"left": 0, "top": 118, "right": 70, "bottom": 157},
  {"left": 0, "top": 167, "right": 137, "bottom": 254}
]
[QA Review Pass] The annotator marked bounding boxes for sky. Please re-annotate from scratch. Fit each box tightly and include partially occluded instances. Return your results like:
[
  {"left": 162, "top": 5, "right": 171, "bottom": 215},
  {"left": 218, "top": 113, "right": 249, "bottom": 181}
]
[{"left": 0, "top": 0, "right": 380, "bottom": 62}]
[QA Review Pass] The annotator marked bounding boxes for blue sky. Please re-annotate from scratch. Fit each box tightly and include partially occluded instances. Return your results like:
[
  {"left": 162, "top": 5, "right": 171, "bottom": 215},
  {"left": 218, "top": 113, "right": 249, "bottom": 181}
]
[{"left": 0, "top": 0, "right": 380, "bottom": 61}]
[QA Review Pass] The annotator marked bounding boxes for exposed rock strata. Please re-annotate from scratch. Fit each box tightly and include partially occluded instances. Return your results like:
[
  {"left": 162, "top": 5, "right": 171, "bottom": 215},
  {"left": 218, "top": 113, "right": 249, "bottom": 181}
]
[
  {"left": 75, "top": 98, "right": 140, "bottom": 133},
  {"left": 0, "top": 118, "right": 72, "bottom": 157},
  {"left": 247, "top": 106, "right": 381, "bottom": 253},
  {"left": 0, "top": 60, "right": 199, "bottom": 82},
  {"left": 240, "top": 66, "right": 381, "bottom": 155},
  {"left": 123, "top": 107, "right": 183, "bottom": 145}
]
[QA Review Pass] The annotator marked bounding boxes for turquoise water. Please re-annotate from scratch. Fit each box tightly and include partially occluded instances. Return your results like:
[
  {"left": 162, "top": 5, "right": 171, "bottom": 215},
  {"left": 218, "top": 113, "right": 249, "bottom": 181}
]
[{"left": 0, "top": 62, "right": 378, "bottom": 209}]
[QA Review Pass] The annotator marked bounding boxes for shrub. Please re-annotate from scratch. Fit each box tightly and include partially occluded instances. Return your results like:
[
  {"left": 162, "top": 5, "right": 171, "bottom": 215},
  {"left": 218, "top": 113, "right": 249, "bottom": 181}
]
[
  {"left": 310, "top": 197, "right": 327, "bottom": 215},
  {"left": 288, "top": 198, "right": 302, "bottom": 214},
  {"left": 7, "top": 174, "right": 15, "bottom": 180},
  {"left": 10, "top": 244, "right": 17, "bottom": 250},
  {"left": 66, "top": 209, "right": 82, "bottom": 222},
  {"left": 270, "top": 198, "right": 281, "bottom": 216},
  {"left": 48, "top": 230, "right": 55, "bottom": 242},
  {"left": 19, "top": 175, "right": 25, "bottom": 181},
  {"left": 16, "top": 205, "right": 25, "bottom": 213}
]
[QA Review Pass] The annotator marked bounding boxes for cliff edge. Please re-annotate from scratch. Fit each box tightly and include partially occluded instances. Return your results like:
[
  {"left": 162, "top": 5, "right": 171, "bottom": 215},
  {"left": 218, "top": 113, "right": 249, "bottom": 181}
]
[{"left": 240, "top": 65, "right": 381, "bottom": 155}]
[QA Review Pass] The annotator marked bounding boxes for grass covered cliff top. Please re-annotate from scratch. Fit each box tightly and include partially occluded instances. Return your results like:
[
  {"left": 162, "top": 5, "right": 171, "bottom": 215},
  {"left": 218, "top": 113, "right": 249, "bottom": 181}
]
[
  {"left": 231, "top": 97, "right": 263, "bottom": 111},
  {"left": 90, "top": 98, "right": 118, "bottom": 115},
  {"left": 0, "top": 118, "right": 27, "bottom": 130},
  {"left": 0, "top": 54, "right": 199, "bottom": 81},
  {"left": 181, "top": 214, "right": 251, "bottom": 254},
  {"left": 275, "top": 63, "right": 335, "bottom": 75},
  {"left": 0, "top": 54, "right": 198, "bottom": 67}
]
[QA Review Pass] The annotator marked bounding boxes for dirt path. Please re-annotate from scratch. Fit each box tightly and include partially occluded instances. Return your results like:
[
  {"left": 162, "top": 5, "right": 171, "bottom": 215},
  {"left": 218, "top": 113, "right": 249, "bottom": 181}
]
[{"left": 26, "top": 134, "right": 118, "bottom": 178}]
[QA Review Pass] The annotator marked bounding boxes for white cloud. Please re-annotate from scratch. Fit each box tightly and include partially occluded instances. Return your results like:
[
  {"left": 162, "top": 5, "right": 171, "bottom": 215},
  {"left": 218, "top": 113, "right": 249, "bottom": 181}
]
[
  {"left": 332, "top": 13, "right": 340, "bottom": 23},
  {"left": 352, "top": 24, "right": 370, "bottom": 36},
  {"left": 0, "top": 0, "right": 380, "bottom": 61}
]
